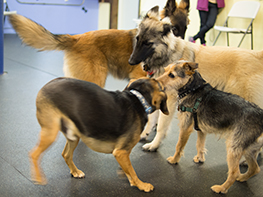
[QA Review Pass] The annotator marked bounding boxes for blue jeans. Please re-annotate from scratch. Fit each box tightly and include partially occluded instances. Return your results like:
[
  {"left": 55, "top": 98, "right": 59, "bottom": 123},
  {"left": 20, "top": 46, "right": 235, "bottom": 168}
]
[{"left": 194, "top": 2, "right": 218, "bottom": 44}]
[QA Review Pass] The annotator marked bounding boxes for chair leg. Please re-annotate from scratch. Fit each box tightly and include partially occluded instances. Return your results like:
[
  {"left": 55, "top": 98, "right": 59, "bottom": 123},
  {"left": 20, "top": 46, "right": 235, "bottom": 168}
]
[
  {"left": 212, "top": 32, "right": 221, "bottom": 46},
  {"left": 237, "top": 33, "right": 247, "bottom": 48},
  {"left": 227, "top": 32, "right": 229, "bottom": 47},
  {"left": 251, "top": 33, "right": 253, "bottom": 50},
  {"left": 251, "top": 26, "right": 253, "bottom": 50}
]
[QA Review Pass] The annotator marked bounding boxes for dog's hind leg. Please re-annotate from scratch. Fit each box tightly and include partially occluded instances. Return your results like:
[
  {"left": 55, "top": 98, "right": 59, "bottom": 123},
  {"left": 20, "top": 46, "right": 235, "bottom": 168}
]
[
  {"left": 29, "top": 127, "right": 60, "bottom": 185},
  {"left": 62, "top": 138, "right": 85, "bottom": 179},
  {"left": 113, "top": 149, "right": 154, "bottom": 192},
  {"left": 211, "top": 144, "right": 242, "bottom": 194},
  {"left": 193, "top": 131, "right": 207, "bottom": 163},
  {"left": 237, "top": 150, "right": 260, "bottom": 182},
  {"left": 167, "top": 120, "right": 194, "bottom": 164}
]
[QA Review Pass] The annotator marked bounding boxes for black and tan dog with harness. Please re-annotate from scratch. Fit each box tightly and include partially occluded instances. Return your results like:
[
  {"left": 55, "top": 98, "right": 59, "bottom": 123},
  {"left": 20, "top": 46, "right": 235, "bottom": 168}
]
[
  {"left": 29, "top": 77, "right": 168, "bottom": 192},
  {"left": 157, "top": 61, "right": 263, "bottom": 194}
]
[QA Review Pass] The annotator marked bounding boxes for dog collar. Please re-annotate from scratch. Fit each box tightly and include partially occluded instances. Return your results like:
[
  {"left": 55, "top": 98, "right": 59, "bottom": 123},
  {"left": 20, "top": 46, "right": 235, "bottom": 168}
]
[
  {"left": 178, "top": 72, "right": 207, "bottom": 99},
  {"left": 147, "top": 70, "right": 156, "bottom": 78},
  {"left": 143, "top": 64, "right": 156, "bottom": 78},
  {"left": 130, "top": 90, "right": 153, "bottom": 114}
]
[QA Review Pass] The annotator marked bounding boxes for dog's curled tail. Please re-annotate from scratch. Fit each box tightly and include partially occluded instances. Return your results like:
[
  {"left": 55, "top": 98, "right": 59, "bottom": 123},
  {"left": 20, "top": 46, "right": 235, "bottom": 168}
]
[{"left": 9, "top": 14, "right": 75, "bottom": 51}]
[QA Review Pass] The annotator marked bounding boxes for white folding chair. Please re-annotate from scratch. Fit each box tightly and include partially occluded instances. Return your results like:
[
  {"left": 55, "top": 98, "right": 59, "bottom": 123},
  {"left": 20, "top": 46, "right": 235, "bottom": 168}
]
[
  {"left": 212, "top": 1, "right": 260, "bottom": 49},
  {"left": 4, "top": 0, "right": 17, "bottom": 21}
]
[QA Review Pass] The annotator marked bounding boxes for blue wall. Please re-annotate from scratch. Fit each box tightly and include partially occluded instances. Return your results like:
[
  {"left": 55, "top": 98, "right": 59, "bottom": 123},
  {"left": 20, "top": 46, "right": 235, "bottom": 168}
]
[{"left": 4, "top": 0, "right": 98, "bottom": 34}]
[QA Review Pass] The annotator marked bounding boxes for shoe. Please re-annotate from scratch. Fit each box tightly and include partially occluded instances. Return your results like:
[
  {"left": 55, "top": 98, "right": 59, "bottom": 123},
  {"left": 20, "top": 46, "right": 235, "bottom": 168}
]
[
  {"left": 189, "top": 36, "right": 196, "bottom": 43},
  {"left": 202, "top": 43, "right": 206, "bottom": 46}
]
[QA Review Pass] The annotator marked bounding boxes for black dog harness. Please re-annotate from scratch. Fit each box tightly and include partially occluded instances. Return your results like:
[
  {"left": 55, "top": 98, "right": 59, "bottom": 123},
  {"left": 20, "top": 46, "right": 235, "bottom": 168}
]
[
  {"left": 177, "top": 72, "right": 207, "bottom": 131},
  {"left": 178, "top": 98, "right": 202, "bottom": 131}
]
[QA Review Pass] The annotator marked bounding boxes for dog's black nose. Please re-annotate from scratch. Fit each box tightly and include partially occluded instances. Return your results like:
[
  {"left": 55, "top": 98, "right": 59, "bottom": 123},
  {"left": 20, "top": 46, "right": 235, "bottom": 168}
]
[{"left": 128, "top": 58, "right": 138, "bottom": 65}]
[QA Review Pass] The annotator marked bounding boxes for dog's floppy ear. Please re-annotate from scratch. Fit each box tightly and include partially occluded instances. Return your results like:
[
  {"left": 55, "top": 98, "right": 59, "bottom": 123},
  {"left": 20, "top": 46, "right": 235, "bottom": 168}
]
[
  {"left": 145, "top": 6, "right": 159, "bottom": 20},
  {"left": 152, "top": 92, "right": 169, "bottom": 115},
  {"left": 183, "top": 62, "right": 198, "bottom": 75},
  {"left": 124, "top": 79, "right": 137, "bottom": 90}
]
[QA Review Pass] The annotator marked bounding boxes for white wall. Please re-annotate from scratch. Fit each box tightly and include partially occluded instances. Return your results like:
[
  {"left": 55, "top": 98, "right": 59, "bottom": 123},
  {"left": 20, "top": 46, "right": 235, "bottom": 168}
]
[
  {"left": 118, "top": 0, "right": 139, "bottom": 30},
  {"left": 187, "top": 0, "right": 263, "bottom": 50}
]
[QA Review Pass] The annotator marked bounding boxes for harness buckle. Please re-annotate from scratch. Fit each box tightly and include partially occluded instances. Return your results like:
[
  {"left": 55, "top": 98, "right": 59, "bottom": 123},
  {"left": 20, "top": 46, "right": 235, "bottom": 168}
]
[{"left": 180, "top": 106, "right": 186, "bottom": 112}]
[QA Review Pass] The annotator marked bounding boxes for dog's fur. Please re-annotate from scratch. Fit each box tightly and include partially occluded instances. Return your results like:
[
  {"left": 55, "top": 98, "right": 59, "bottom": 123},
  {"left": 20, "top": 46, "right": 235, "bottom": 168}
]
[
  {"left": 158, "top": 61, "right": 263, "bottom": 194},
  {"left": 8, "top": 0, "right": 189, "bottom": 88},
  {"left": 129, "top": 6, "right": 263, "bottom": 155},
  {"left": 30, "top": 77, "right": 168, "bottom": 192}
]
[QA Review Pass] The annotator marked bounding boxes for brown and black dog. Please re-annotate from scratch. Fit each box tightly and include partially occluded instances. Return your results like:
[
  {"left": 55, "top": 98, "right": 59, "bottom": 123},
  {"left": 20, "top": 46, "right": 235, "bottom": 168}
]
[
  {"left": 158, "top": 61, "right": 263, "bottom": 193},
  {"left": 8, "top": 0, "right": 189, "bottom": 87},
  {"left": 30, "top": 77, "right": 168, "bottom": 192}
]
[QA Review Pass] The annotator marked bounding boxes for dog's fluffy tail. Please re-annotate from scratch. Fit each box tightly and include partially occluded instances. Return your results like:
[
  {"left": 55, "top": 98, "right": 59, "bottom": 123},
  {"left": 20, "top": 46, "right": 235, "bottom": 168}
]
[{"left": 9, "top": 14, "right": 76, "bottom": 51}]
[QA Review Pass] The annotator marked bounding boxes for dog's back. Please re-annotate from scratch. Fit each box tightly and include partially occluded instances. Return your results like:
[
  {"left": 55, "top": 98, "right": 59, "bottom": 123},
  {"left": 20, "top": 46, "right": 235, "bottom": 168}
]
[
  {"left": 191, "top": 83, "right": 263, "bottom": 144},
  {"left": 37, "top": 77, "right": 148, "bottom": 140}
]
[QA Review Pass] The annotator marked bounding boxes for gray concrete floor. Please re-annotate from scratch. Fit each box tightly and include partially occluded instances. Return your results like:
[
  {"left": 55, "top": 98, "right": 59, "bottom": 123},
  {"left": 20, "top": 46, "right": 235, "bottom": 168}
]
[{"left": 1, "top": 34, "right": 263, "bottom": 197}]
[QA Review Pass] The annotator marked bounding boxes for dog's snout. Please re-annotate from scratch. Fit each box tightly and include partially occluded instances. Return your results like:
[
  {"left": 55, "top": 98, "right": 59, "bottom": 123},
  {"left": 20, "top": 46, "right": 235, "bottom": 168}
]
[
  {"left": 128, "top": 57, "right": 137, "bottom": 65},
  {"left": 128, "top": 54, "right": 142, "bottom": 65}
]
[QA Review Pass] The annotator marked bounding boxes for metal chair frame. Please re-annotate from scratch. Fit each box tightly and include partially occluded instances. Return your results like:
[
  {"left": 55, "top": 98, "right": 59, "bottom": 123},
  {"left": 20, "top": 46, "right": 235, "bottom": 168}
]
[{"left": 212, "top": 1, "right": 260, "bottom": 49}]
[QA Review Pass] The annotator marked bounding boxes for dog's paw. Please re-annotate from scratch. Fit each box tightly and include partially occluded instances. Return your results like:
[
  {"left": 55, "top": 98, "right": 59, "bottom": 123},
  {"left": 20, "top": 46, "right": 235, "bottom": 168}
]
[
  {"left": 32, "top": 175, "right": 47, "bottom": 185},
  {"left": 167, "top": 156, "right": 179, "bottom": 165},
  {"left": 236, "top": 174, "right": 248, "bottom": 182},
  {"left": 237, "top": 167, "right": 260, "bottom": 182},
  {"left": 193, "top": 155, "right": 205, "bottom": 163},
  {"left": 30, "top": 166, "right": 47, "bottom": 185},
  {"left": 137, "top": 182, "right": 154, "bottom": 192},
  {"left": 142, "top": 142, "right": 158, "bottom": 152},
  {"left": 71, "top": 169, "right": 85, "bottom": 179},
  {"left": 211, "top": 185, "right": 228, "bottom": 194}
]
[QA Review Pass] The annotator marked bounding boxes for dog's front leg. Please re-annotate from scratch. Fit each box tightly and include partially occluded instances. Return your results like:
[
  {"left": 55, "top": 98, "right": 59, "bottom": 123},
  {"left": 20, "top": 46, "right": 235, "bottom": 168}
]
[
  {"left": 140, "top": 110, "right": 159, "bottom": 140},
  {"left": 193, "top": 131, "right": 207, "bottom": 163},
  {"left": 142, "top": 97, "right": 177, "bottom": 151},
  {"left": 167, "top": 116, "right": 194, "bottom": 164},
  {"left": 113, "top": 149, "right": 154, "bottom": 192}
]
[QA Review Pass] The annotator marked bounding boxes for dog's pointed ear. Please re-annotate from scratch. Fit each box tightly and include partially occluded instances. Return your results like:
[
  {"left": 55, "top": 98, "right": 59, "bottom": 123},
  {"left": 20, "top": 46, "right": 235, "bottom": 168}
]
[
  {"left": 164, "top": 0, "right": 176, "bottom": 16},
  {"left": 179, "top": 0, "right": 190, "bottom": 13},
  {"left": 152, "top": 92, "right": 169, "bottom": 115},
  {"left": 183, "top": 62, "right": 198, "bottom": 75},
  {"left": 145, "top": 6, "right": 159, "bottom": 20}
]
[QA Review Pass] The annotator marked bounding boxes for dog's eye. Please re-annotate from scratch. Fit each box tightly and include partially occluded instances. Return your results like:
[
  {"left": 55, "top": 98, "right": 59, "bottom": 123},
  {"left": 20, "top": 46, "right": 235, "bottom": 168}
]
[
  {"left": 143, "top": 41, "right": 153, "bottom": 46},
  {"left": 169, "top": 73, "right": 175, "bottom": 78}
]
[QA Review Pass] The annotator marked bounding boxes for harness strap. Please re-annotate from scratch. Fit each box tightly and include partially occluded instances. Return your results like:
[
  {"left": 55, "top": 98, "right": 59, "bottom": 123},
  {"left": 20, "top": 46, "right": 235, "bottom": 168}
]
[{"left": 178, "top": 98, "right": 202, "bottom": 131}]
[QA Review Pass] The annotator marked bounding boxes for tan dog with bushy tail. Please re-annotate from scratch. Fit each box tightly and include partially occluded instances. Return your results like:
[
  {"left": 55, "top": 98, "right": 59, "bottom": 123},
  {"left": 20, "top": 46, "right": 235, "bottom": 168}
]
[{"left": 8, "top": 0, "right": 190, "bottom": 87}]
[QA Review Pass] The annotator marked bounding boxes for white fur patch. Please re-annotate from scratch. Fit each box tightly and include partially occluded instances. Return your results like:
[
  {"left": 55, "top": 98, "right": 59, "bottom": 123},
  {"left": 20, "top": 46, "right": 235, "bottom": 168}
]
[
  {"left": 66, "top": 129, "right": 78, "bottom": 141},
  {"left": 163, "top": 32, "right": 177, "bottom": 50},
  {"left": 162, "top": 17, "right": 171, "bottom": 25}
]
